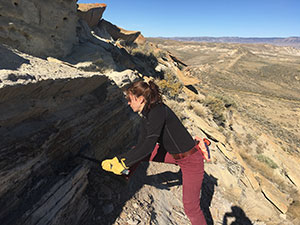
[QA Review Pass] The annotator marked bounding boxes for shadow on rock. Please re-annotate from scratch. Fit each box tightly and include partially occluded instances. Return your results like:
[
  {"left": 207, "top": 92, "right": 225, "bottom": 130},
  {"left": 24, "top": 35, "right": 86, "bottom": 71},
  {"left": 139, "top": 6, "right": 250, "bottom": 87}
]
[
  {"left": 0, "top": 45, "right": 30, "bottom": 70},
  {"left": 143, "top": 169, "right": 182, "bottom": 190},
  {"left": 85, "top": 161, "right": 151, "bottom": 224},
  {"left": 222, "top": 206, "right": 253, "bottom": 225},
  {"left": 201, "top": 173, "right": 218, "bottom": 225}
]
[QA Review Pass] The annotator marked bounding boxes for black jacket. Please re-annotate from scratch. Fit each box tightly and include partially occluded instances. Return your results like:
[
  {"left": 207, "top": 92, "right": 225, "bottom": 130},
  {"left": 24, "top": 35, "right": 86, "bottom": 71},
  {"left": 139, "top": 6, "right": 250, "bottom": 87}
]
[{"left": 118, "top": 103, "right": 195, "bottom": 167}]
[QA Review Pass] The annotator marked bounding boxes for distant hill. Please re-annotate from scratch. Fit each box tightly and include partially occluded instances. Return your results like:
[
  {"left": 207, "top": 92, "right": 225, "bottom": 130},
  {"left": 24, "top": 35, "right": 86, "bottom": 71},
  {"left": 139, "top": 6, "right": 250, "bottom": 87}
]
[{"left": 158, "top": 36, "right": 300, "bottom": 48}]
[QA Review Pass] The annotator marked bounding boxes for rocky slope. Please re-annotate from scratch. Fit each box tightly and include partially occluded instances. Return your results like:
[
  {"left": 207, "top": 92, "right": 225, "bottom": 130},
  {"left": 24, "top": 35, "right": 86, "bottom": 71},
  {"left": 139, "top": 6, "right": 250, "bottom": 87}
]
[{"left": 1, "top": 1, "right": 299, "bottom": 225}]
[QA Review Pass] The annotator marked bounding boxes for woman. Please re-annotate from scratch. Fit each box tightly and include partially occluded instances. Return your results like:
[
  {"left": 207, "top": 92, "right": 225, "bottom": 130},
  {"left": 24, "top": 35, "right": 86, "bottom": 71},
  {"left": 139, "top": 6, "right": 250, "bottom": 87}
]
[{"left": 102, "top": 80, "right": 207, "bottom": 225}]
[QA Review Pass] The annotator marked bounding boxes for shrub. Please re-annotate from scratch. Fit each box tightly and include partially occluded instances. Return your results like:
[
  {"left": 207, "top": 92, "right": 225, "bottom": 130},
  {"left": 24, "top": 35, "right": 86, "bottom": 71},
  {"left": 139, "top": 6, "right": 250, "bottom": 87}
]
[
  {"left": 193, "top": 104, "right": 206, "bottom": 118},
  {"left": 245, "top": 133, "right": 255, "bottom": 145},
  {"left": 256, "top": 143, "right": 264, "bottom": 154},
  {"left": 203, "top": 95, "right": 226, "bottom": 125},
  {"left": 156, "top": 69, "right": 182, "bottom": 99},
  {"left": 233, "top": 134, "right": 242, "bottom": 146},
  {"left": 156, "top": 79, "right": 181, "bottom": 98},
  {"left": 255, "top": 154, "right": 278, "bottom": 169}
]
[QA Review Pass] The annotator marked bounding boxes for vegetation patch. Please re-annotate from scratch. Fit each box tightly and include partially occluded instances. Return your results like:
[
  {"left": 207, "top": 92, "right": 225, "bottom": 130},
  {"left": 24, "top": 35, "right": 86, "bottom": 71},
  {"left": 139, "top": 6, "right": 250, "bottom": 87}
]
[
  {"left": 156, "top": 69, "right": 182, "bottom": 99},
  {"left": 255, "top": 154, "right": 278, "bottom": 169},
  {"left": 240, "top": 151, "right": 275, "bottom": 179},
  {"left": 203, "top": 95, "right": 226, "bottom": 126}
]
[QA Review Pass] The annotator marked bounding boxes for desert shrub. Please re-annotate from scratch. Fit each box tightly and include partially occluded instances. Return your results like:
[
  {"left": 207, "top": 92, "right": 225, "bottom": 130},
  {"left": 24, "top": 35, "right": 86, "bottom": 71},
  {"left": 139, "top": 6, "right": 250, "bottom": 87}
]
[
  {"left": 233, "top": 134, "right": 242, "bottom": 146},
  {"left": 156, "top": 79, "right": 181, "bottom": 98},
  {"left": 214, "top": 94, "right": 237, "bottom": 108},
  {"left": 256, "top": 143, "right": 264, "bottom": 154},
  {"left": 245, "top": 133, "right": 255, "bottom": 145},
  {"left": 255, "top": 154, "right": 278, "bottom": 169},
  {"left": 240, "top": 152, "right": 275, "bottom": 179},
  {"left": 156, "top": 69, "right": 182, "bottom": 99},
  {"left": 203, "top": 95, "right": 226, "bottom": 125},
  {"left": 191, "top": 103, "right": 206, "bottom": 118}
]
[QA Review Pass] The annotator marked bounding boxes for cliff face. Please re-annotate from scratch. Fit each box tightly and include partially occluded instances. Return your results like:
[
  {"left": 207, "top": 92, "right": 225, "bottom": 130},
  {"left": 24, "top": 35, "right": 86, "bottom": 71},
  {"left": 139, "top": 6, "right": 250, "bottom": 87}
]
[
  {"left": 0, "top": 2, "right": 169, "bottom": 224},
  {"left": 0, "top": 0, "right": 78, "bottom": 58},
  {"left": 0, "top": 46, "right": 140, "bottom": 224}
]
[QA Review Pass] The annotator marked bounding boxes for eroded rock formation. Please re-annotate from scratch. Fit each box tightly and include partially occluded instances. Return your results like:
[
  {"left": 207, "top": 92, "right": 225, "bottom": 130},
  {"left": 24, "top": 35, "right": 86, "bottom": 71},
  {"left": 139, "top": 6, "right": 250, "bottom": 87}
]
[
  {"left": 0, "top": 0, "right": 78, "bottom": 58},
  {"left": 96, "top": 19, "right": 146, "bottom": 45},
  {"left": 77, "top": 3, "right": 107, "bottom": 28},
  {"left": 0, "top": 45, "right": 140, "bottom": 225}
]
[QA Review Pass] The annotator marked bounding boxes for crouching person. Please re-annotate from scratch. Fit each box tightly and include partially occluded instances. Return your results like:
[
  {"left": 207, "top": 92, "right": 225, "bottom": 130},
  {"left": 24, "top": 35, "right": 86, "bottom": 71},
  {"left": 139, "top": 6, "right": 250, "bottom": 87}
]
[{"left": 101, "top": 80, "right": 207, "bottom": 225}]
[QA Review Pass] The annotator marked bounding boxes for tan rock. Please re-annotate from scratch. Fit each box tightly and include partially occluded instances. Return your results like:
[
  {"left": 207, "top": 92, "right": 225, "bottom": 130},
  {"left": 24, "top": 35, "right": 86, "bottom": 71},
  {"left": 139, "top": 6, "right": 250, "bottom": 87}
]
[
  {"left": 208, "top": 168, "right": 242, "bottom": 200},
  {"left": 77, "top": 3, "right": 107, "bottom": 28},
  {"left": 256, "top": 174, "right": 290, "bottom": 213},
  {"left": 97, "top": 19, "right": 146, "bottom": 45},
  {"left": 186, "top": 110, "right": 226, "bottom": 143},
  {"left": 175, "top": 67, "right": 199, "bottom": 86},
  {"left": 235, "top": 153, "right": 260, "bottom": 191},
  {"left": 0, "top": 0, "right": 78, "bottom": 57},
  {"left": 182, "top": 86, "right": 198, "bottom": 100},
  {"left": 216, "top": 143, "right": 260, "bottom": 192},
  {"left": 260, "top": 134, "right": 300, "bottom": 190}
]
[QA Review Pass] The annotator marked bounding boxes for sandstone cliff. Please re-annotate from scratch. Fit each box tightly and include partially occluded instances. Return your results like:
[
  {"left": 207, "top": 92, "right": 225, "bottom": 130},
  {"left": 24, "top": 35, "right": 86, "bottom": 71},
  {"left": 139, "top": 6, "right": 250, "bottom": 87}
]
[{"left": 0, "top": 0, "right": 78, "bottom": 58}]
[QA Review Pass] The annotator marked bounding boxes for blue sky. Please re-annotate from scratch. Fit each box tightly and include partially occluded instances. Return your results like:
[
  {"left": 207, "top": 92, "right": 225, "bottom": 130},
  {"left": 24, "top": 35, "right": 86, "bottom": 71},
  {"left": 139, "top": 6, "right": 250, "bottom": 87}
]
[{"left": 77, "top": 0, "right": 300, "bottom": 37}]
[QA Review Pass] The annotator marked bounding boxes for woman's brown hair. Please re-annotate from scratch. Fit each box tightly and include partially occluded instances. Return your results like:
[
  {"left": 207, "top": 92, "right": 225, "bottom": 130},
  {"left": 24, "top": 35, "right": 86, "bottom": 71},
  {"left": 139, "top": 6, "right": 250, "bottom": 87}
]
[{"left": 126, "top": 80, "right": 163, "bottom": 110}]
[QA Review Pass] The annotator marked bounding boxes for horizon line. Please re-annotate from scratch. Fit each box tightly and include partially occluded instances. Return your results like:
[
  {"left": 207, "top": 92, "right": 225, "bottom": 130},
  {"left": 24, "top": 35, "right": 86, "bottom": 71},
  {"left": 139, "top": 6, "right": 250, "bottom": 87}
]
[{"left": 147, "top": 36, "right": 300, "bottom": 39}]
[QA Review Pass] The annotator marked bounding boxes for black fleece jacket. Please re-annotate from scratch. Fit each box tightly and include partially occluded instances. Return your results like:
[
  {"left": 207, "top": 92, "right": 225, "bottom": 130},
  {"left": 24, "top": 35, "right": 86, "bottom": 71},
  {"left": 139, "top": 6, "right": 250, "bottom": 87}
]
[{"left": 118, "top": 103, "right": 195, "bottom": 167}]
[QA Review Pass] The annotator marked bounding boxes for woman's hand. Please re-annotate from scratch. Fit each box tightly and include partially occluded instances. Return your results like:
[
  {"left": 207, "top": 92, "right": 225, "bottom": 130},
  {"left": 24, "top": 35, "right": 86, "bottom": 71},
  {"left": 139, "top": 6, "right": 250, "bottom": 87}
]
[{"left": 101, "top": 157, "right": 129, "bottom": 175}]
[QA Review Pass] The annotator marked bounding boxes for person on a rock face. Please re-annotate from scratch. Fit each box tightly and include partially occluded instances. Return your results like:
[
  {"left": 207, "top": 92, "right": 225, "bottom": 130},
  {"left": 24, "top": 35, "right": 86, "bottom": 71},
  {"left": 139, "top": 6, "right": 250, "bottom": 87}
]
[{"left": 102, "top": 80, "right": 207, "bottom": 225}]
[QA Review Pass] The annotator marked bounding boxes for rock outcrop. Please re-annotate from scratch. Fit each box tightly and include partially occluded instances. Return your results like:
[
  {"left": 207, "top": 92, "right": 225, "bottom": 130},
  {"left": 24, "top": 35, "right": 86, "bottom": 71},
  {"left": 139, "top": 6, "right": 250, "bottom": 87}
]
[
  {"left": 96, "top": 19, "right": 146, "bottom": 45},
  {"left": 0, "top": 44, "right": 140, "bottom": 225},
  {"left": 0, "top": 0, "right": 78, "bottom": 58},
  {"left": 77, "top": 3, "right": 106, "bottom": 28}
]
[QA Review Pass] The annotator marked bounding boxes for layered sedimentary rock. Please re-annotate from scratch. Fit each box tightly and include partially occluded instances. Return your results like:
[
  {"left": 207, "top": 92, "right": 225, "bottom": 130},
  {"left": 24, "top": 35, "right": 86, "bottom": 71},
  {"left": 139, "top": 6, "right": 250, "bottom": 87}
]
[
  {"left": 77, "top": 3, "right": 107, "bottom": 28},
  {"left": 96, "top": 19, "right": 146, "bottom": 45},
  {"left": 0, "top": 0, "right": 78, "bottom": 58},
  {"left": 0, "top": 45, "right": 140, "bottom": 225}
]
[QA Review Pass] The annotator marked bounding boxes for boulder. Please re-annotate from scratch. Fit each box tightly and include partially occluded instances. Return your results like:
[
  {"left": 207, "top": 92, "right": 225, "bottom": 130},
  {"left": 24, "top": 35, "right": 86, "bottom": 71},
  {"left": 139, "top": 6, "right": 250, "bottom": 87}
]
[{"left": 77, "top": 3, "right": 107, "bottom": 28}]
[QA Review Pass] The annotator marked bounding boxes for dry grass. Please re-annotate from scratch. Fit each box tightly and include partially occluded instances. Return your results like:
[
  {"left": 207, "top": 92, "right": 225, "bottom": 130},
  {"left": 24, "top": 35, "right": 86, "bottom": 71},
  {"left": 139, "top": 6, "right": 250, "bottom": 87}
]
[
  {"left": 255, "top": 154, "right": 278, "bottom": 169},
  {"left": 239, "top": 151, "right": 275, "bottom": 181},
  {"left": 190, "top": 102, "right": 207, "bottom": 118}
]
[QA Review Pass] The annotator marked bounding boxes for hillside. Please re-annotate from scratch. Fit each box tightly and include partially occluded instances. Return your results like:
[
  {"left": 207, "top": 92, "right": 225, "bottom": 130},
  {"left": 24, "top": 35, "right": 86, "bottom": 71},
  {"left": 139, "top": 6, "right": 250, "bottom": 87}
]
[
  {"left": 1, "top": 1, "right": 300, "bottom": 225},
  {"left": 148, "top": 37, "right": 300, "bottom": 223}
]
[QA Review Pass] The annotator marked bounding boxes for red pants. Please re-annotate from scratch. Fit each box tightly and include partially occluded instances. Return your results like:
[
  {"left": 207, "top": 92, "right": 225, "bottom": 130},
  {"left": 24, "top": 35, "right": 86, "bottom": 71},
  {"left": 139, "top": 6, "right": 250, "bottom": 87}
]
[{"left": 129, "top": 144, "right": 207, "bottom": 225}]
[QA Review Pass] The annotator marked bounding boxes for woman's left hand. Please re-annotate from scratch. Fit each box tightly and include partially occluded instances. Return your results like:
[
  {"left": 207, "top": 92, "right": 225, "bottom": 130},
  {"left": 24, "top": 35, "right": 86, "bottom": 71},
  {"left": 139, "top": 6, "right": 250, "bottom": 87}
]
[{"left": 101, "top": 157, "right": 129, "bottom": 175}]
